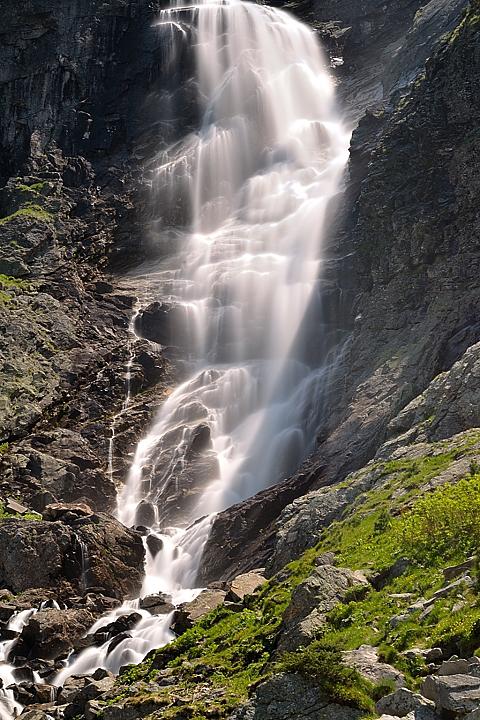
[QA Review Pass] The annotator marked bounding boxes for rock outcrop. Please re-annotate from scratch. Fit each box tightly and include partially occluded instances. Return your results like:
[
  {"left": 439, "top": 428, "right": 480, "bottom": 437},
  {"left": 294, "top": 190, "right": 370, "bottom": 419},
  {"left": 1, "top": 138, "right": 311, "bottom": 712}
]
[{"left": 0, "top": 512, "right": 144, "bottom": 599}]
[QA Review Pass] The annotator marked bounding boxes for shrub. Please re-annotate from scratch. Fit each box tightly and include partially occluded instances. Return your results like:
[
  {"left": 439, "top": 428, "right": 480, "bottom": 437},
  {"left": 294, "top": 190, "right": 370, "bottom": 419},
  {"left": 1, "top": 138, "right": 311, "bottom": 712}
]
[
  {"left": 398, "top": 475, "right": 480, "bottom": 562},
  {"left": 277, "top": 639, "right": 374, "bottom": 711}
]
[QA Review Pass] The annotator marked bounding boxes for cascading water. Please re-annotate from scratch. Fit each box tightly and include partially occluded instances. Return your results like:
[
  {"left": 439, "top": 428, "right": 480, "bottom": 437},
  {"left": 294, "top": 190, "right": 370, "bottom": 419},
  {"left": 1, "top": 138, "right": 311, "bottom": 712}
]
[
  {"left": 52, "top": 0, "right": 350, "bottom": 689},
  {"left": 118, "top": 0, "right": 350, "bottom": 578}
]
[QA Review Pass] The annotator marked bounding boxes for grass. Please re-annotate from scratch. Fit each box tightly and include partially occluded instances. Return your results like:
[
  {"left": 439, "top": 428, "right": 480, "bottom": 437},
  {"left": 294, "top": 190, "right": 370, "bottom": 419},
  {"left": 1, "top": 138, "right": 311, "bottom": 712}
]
[
  {"left": 0, "top": 203, "right": 53, "bottom": 226},
  {"left": 88, "top": 432, "right": 480, "bottom": 719}
]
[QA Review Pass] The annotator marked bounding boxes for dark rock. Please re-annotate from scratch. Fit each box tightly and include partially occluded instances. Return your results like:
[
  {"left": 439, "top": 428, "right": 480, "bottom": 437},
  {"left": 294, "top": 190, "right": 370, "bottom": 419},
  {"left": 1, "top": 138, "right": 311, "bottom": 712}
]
[
  {"left": 145, "top": 534, "right": 163, "bottom": 557},
  {"left": 370, "top": 558, "right": 411, "bottom": 591},
  {"left": 18, "top": 608, "right": 95, "bottom": 661},
  {"left": 0, "top": 514, "right": 145, "bottom": 599},
  {"left": 134, "top": 500, "right": 156, "bottom": 528}
]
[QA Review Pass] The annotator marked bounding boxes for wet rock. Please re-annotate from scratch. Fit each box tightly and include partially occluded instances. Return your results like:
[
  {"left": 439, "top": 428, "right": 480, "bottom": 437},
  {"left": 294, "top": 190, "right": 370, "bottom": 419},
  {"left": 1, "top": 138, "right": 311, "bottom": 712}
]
[
  {"left": 18, "top": 608, "right": 95, "bottom": 661},
  {"left": 186, "top": 424, "right": 211, "bottom": 457},
  {"left": 145, "top": 534, "right": 163, "bottom": 558},
  {"left": 134, "top": 501, "right": 156, "bottom": 527}
]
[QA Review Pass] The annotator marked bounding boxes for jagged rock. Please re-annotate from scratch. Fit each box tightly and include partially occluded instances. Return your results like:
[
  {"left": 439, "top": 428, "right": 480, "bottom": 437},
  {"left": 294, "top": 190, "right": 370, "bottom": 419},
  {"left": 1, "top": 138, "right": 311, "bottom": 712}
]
[
  {"left": 421, "top": 674, "right": 480, "bottom": 715},
  {"left": 228, "top": 673, "right": 364, "bottom": 720},
  {"left": 283, "top": 565, "right": 367, "bottom": 626},
  {"left": 145, "top": 534, "right": 163, "bottom": 557},
  {"left": 425, "top": 648, "right": 444, "bottom": 664},
  {"left": 42, "top": 502, "right": 93, "bottom": 521},
  {"left": 18, "top": 710, "right": 50, "bottom": 720},
  {"left": 375, "top": 688, "right": 435, "bottom": 717},
  {"left": 267, "top": 470, "right": 379, "bottom": 574},
  {"left": 0, "top": 514, "right": 145, "bottom": 599},
  {"left": 63, "top": 675, "right": 116, "bottom": 719},
  {"left": 343, "top": 646, "right": 406, "bottom": 688},
  {"left": 443, "top": 557, "right": 476, "bottom": 582},
  {"left": 370, "top": 558, "right": 411, "bottom": 591},
  {"left": 226, "top": 571, "right": 266, "bottom": 603}
]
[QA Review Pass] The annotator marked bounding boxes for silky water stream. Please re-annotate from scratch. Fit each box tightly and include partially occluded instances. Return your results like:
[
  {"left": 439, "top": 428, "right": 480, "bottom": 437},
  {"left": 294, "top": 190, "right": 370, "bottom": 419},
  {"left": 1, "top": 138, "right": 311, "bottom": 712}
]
[{"left": 0, "top": 0, "right": 350, "bottom": 707}]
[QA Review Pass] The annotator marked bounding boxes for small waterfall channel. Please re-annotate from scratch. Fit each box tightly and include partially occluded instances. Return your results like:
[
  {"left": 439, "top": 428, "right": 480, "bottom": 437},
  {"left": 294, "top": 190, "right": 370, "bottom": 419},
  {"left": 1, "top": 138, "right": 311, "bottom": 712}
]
[{"left": 0, "top": 0, "right": 350, "bottom": 709}]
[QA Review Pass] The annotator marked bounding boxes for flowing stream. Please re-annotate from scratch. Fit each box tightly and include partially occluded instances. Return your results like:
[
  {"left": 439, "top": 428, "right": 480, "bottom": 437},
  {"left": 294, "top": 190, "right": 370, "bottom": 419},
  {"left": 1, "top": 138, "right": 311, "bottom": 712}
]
[{"left": 2, "top": 0, "right": 350, "bottom": 703}]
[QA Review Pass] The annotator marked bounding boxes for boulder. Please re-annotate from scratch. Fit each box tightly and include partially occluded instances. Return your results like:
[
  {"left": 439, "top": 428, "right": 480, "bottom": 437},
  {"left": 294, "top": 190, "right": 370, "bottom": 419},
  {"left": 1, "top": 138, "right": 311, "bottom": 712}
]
[
  {"left": 278, "top": 566, "right": 368, "bottom": 653},
  {"left": 171, "top": 590, "right": 226, "bottom": 634},
  {"left": 18, "top": 608, "right": 95, "bottom": 660},
  {"left": 226, "top": 571, "right": 266, "bottom": 603},
  {"left": 443, "top": 557, "right": 476, "bottom": 583},
  {"left": 343, "top": 645, "right": 406, "bottom": 688},
  {"left": 375, "top": 688, "right": 435, "bottom": 717},
  {"left": 438, "top": 658, "right": 470, "bottom": 676},
  {"left": 421, "top": 674, "right": 480, "bottom": 715},
  {"left": 282, "top": 565, "right": 367, "bottom": 627},
  {"left": 228, "top": 672, "right": 364, "bottom": 720}
]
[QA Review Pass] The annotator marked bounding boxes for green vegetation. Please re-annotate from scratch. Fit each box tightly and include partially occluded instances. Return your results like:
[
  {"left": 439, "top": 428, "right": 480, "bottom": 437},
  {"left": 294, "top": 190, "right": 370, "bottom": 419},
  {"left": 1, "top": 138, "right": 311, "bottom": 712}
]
[
  {"left": 277, "top": 638, "right": 375, "bottom": 710},
  {"left": 100, "top": 433, "right": 480, "bottom": 719},
  {"left": 399, "top": 474, "right": 480, "bottom": 562},
  {"left": 0, "top": 202, "right": 53, "bottom": 226},
  {"left": 0, "top": 275, "right": 31, "bottom": 292}
]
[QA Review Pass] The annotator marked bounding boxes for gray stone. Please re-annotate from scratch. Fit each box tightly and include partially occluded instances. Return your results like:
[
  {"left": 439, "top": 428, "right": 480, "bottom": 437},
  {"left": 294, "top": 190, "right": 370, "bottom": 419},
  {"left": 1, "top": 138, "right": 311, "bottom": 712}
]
[
  {"left": 172, "top": 590, "right": 226, "bottom": 634},
  {"left": 425, "top": 648, "right": 443, "bottom": 664},
  {"left": 443, "top": 557, "right": 476, "bottom": 582},
  {"left": 433, "top": 576, "right": 473, "bottom": 599},
  {"left": 438, "top": 658, "right": 470, "bottom": 676},
  {"left": 228, "top": 673, "right": 364, "bottom": 720},
  {"left": 226, "top": 571, "right": 266, "bottom": 603},
  {"left": 343, "top": 645, "right": 406, "bottom": 688},
  {"left": 375, "top": 688, "right": 435, "bottom": 717},
  {"left": 421, "top": 674, "right": 480, "bottom": 714},
  {"left": 278, "top": 565, "right": 367, "bottom": 653}
]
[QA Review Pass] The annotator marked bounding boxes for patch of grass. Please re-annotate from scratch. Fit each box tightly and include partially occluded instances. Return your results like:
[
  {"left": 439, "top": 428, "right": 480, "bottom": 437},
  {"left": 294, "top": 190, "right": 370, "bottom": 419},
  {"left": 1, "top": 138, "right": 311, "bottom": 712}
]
[
  {"left": 0, "top": 203, "right": 53, "bottom": 225},
  {"left": 276, "top": 639, "right": 374, "bottom": 711},
  {"left": 0, "top": 275, "right": 31, "bottom": 292}
]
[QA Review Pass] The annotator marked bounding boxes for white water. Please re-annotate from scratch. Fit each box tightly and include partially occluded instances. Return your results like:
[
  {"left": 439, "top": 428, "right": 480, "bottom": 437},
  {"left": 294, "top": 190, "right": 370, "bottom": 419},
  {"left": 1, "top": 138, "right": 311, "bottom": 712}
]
[{"left": 5, "top": 0, "right": 350, "bottom": 697}]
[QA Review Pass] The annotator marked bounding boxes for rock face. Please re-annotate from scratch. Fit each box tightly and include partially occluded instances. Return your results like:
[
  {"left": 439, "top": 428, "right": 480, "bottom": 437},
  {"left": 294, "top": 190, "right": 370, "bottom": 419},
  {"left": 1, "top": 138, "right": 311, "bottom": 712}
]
[{"left": 0, "top": 513, "right": 145, "bottom": 598}]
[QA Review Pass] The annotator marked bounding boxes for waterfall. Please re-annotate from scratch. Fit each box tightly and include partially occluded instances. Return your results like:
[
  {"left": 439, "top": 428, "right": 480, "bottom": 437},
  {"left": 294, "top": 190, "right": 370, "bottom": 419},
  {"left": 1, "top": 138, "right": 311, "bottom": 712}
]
[
  {"left": 118, "top": 0, "right": 349, "bottom": 581},
  {"left": 54, "top": 0, "right": 349, "bottom": 684}
]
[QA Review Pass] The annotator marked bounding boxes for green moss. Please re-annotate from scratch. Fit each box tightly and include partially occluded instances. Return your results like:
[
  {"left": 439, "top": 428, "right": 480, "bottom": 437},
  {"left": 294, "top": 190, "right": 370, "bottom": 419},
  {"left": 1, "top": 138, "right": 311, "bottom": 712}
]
[
  {"left": 0, "top": 275, "right": 31, "bottom": 291},
  {"left": 0, "top": 203, "right": 53, "bottom": 225}
]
